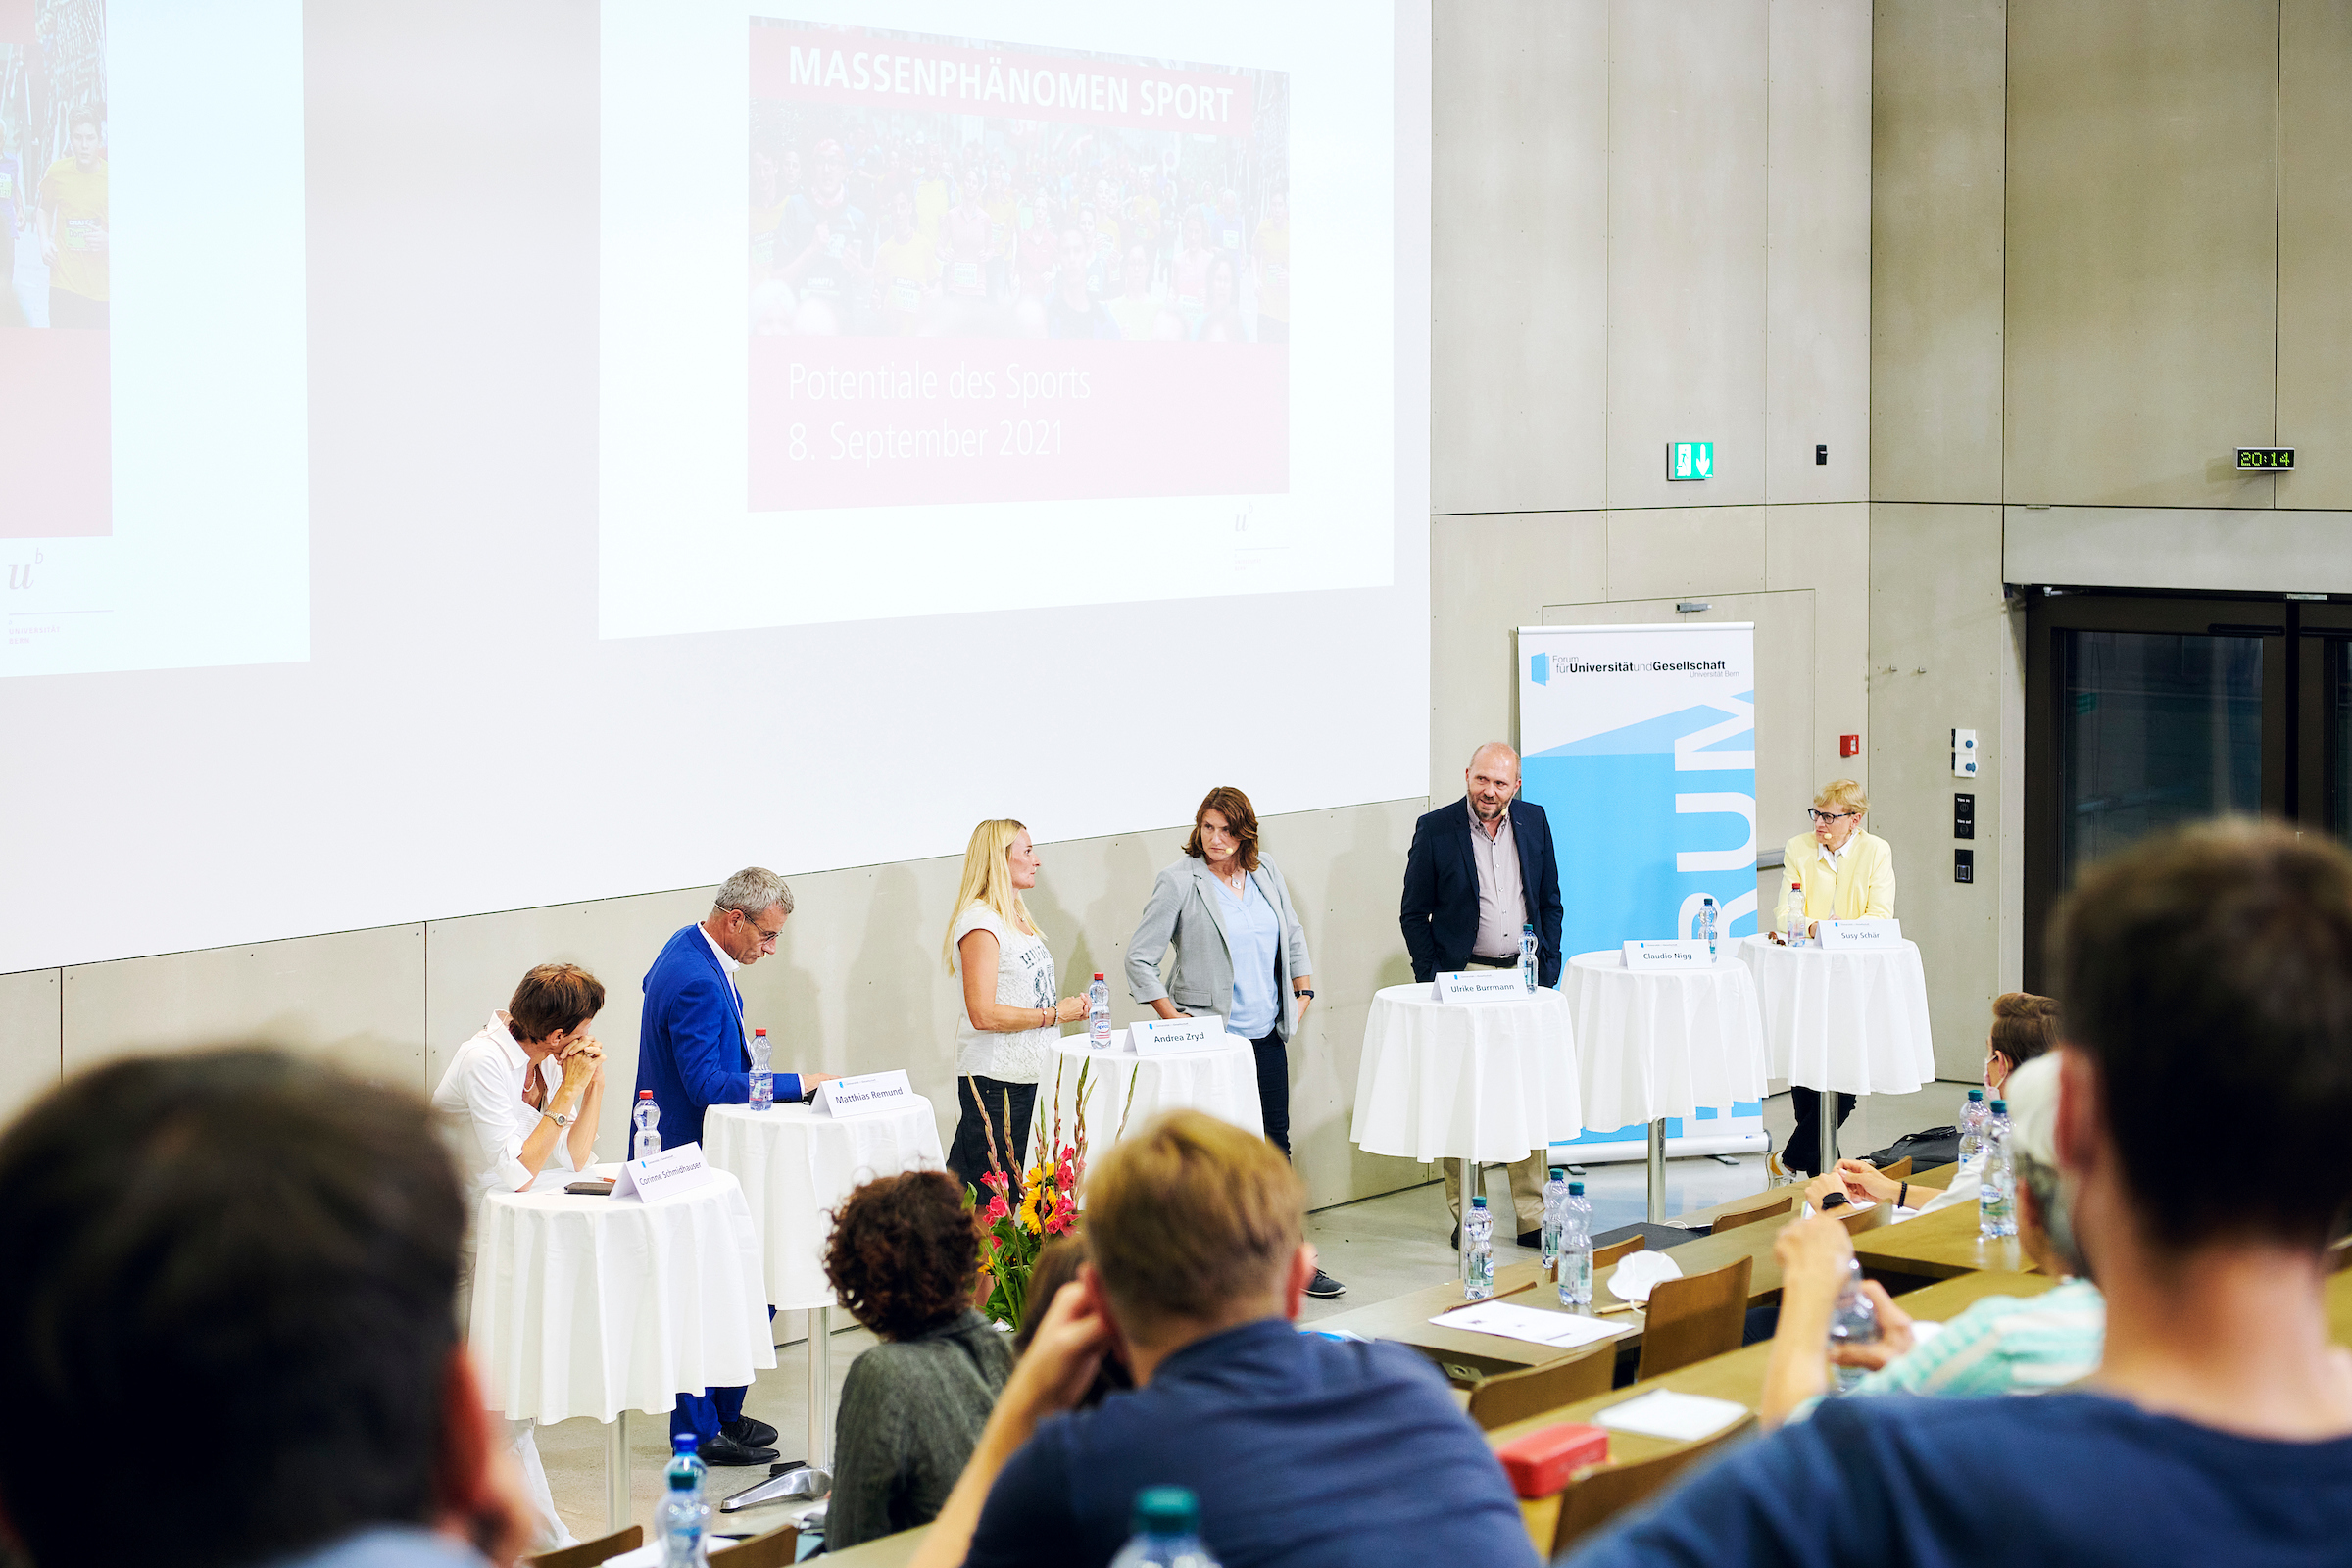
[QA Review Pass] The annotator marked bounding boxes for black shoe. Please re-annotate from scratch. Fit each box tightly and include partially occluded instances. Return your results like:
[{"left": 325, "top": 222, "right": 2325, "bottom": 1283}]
[
  {"left": 699, "top": 1433, "right": 779, "bottom": 1467},
  {"left": 722, "top": 1416, "right": 779, "bottom": 1449},
  {"left": 1517, "top": 1229, "right": 1543, "bottom": 1249},
  {"left": 1304, "top": 1268, "right": 1347, "bottom": 1298},
  {"left": 1449, "top": 1224, "right": 1460, "bottom": 1250}
]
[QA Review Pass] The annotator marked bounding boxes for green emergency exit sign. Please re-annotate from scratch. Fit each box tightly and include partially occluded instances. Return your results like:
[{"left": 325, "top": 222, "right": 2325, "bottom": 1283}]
[
  {"left": 2235, "top": 447, "right": 2294, "bottom": 471},
  {"left": 1667, "top": 441, "right": 1714, "bottom": 481}
]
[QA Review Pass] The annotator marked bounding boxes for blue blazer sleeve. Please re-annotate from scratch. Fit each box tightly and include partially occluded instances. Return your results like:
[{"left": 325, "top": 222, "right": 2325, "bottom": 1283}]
[
  {"left": 1523, "top": 804, "right": 1566, "bottom": 988},
  {"left": 667, "top": 969, "right": 752, "bottom": 1111},
  {"left": 1398, "top": 811, "right": 1442, "bottom": 984}
]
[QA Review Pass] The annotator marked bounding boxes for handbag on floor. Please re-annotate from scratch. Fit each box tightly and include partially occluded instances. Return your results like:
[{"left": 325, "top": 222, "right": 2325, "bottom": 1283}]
[{"left": 1856, "top": 1125, "right": 1961, "bottom": 1170}]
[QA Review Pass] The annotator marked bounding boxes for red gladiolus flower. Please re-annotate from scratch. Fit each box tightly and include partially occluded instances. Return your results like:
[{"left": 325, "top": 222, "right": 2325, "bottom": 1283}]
[{"left": 983, "top": 1194, "right": 1010, "bottom": 1223}]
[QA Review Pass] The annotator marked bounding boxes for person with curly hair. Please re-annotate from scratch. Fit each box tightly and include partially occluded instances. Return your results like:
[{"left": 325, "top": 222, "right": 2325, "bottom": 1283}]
[{"left": 823, "top": 1168, "right": 1015, "bottom": 1549}]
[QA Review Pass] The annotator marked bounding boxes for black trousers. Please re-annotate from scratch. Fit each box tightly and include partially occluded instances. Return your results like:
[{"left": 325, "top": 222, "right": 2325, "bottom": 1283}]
[
  {"left": 948, "top": 1074, "right": 1036, "bottom": 1196},
  {"left": 1251, "top": 1031, "right": 1291, "bottom": 1159},
  {"left": 1787, "top": 1089, "right": 1858, "bottom": 1176}
]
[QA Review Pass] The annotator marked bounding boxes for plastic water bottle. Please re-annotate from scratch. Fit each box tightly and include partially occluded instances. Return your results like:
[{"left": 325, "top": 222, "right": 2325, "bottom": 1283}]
[
  {"left": 1978, "top": 1099, "right": 2017, "bottom": 1240},
  {"left": 1697, "top": 895, "right": 1719, "bottom": 959},
  {"left": 1785, "top": 880, "right": 1807, "bottom": 947},
  {"left": 1107, "top": 1486, "right": 1220, "bottom": 1568},
  {"left": 1827, "top": 1258, "right": 1881, "bottom": 1393},
  {"left": 1556, "top": 1180, "right": 1593, "bottom": 1307},
  {"left": 1520, "top": 923, "right": 1539, "bottom": 991},
  {"left": 1090, "top": 973, "right": 1113, "bottom": 1049},
  {"left": 1541, "top": 1167, "right": 1570, "bottom": 1265},
  {"left": 657, "top": 1434, "right": 708, "bottom": 1566},
  {"left": 748, "top": 1027, "right": 773, "bottom": 1112},
  {"left": 1463, "top": 1196, "right": 1495, "bottom": 1299},
  {"left": 1956, "top": 1087, "right": 1988, "bottom": 1167},
  {"left": 632, "top": 1090, "right": 662, "bottom": 1160}
]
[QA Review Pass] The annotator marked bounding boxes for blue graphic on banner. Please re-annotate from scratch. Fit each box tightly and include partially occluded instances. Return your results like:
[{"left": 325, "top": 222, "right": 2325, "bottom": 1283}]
[{"left": 1520, "top": 677, "right": 1765, "bottom": 1152}]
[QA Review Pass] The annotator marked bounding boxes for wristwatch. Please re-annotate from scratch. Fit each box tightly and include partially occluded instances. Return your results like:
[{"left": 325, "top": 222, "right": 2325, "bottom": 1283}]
[
  {"left": 1293, "top": 989, "right": 1315, "bottom": 1001},
  {"left": 549, "top": 1107, "right": 574, "bottom": 1128}
]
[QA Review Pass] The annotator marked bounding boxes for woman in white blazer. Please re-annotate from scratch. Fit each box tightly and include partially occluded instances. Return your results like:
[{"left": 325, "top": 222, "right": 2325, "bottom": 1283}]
[{"left": 1126, "top": 786, "right": 1342, "bottom": 1298}]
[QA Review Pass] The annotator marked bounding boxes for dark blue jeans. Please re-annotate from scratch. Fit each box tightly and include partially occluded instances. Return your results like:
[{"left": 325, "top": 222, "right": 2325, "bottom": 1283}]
[{"left": 1252, "top": 1031, "right": 1291, "bottom": 1159}]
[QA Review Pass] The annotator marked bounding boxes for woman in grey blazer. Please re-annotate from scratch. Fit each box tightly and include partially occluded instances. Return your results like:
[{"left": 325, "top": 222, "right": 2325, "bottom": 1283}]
[{"left": 1126, "top": 785, "right": 1343, "bottom": 1298}]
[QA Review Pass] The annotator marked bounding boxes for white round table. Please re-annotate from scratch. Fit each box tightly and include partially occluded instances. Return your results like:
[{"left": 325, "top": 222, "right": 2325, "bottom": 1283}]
[
  {"left": 704, "top": 1099, "right": 944, "bottom": 1471},
  {"left": 1738, "top": 934, "right": 1936, "bottom": 1169},
  {"left": 1043, "top": 1032, "right": 1265, "bottom": 1150},
  {"left": 467, "top": 1164, "right": 775, "bottom": 1529},
  {"left": 1349, "top": 983, "right": 1581, "bottom": 1273},
  {"left": 1565, "top": 950, "right": 1769, "bottom": 1220}
]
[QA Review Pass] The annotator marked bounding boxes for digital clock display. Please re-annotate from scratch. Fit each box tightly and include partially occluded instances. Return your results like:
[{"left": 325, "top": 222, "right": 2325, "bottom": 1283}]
[{"left": 2236, "top": 447, "right": 2295, "bottom": 470}]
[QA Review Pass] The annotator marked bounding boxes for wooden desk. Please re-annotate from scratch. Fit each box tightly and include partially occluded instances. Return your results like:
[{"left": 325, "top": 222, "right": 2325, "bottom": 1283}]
[
  {"left": 821, "top": 1523, "right": 928, "bottom": 1566},
  {"left": 1850, "top": 1197, "right": 2032, "bottom": 1284},
  {"left": 1313, "top": 1206, "right": 1897, "bottom": 1382}
]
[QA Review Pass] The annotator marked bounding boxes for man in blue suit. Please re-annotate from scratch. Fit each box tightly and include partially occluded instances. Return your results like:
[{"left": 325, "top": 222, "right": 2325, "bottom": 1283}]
[
  {"left": 1399, "top": 742, "right": 1565, "bottom": 1246},
  {"left": 638, "top": 865, "right": 832, "bottom": 1465}
]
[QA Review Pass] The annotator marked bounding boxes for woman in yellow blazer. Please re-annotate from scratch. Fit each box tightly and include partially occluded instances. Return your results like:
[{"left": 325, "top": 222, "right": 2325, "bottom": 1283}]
[{"left": 1771, "top": 778, "right": 1896, "bottom": 1174}]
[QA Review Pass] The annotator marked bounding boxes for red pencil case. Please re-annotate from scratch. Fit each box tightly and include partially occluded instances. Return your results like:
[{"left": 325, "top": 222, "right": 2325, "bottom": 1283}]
[{"left": 1495, "top": 1422, "right": 1610, "bottom": 1498}]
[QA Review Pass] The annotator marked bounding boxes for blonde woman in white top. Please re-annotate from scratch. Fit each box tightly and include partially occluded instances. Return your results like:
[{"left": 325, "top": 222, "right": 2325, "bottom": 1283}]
[{"left": 944, "top": 818, "right": 1086, "bottom": 1194}]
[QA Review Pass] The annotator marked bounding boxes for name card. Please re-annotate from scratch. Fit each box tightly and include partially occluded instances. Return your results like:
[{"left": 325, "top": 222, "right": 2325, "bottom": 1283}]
[
  {"left": 1816, "top": 918, "right": 1902, "bottom": 949},
  {"left": 612, "top": 1141, "right": 713, "bottom": 1202},
  {"left": 1129, "top": 1014, "right": 1227, "bottom": 1054},
  {"left": 814, "top": 1068, "right": 916, "bottom": 1118},
  {"left": 1435, "top": 969, "right": 1533, "bottom": 1004},
  {"left": 1623, "top": 940, "right": 1713, "bottom": 968}
]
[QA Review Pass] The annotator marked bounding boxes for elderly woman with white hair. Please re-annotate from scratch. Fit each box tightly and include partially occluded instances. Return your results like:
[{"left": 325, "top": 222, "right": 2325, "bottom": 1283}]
[{"left": 1772, "top": 777, "right": 1898, "bottom": 1172}]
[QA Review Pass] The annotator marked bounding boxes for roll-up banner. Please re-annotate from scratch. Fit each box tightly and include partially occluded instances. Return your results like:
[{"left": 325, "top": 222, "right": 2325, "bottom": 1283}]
[{"left": 1518, "top": 623, "right": 1769, "bottom": 1162}]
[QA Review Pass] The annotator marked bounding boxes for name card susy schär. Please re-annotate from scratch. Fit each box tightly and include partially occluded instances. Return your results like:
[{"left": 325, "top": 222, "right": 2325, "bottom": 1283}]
[
  {"left": 1129, "top": 1015, "right": 1226, "bottom": 1054},
  {"left": 814, "top": 1068, "right": 916, "bottom": 1118},
  {"left": 1434, "top": 969, "right": 1532, "bottom": 1004},
  {"left": 612, "top": 1141, "right": 713, "bottom": 1202},
  {"left": 1622, "top": 940, "right": 1713, "bottom": 968},
  {"left": 1815, "top": 918, "right": 1902, "bottom": 949}
]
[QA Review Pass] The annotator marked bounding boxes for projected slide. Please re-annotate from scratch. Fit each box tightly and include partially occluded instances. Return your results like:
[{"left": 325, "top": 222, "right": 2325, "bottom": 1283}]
[
  {"left": 602, "top": 2, "right": 1396, "bottom": 638},
  {"left": 1, "top": 0, "right": 307, "bottom": 679},
  {"left": 746, "top": 23, "right": 1288, "bottom": 511}
]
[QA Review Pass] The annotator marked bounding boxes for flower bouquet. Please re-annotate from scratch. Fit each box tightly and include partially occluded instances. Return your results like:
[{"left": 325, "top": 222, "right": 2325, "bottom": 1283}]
[{"left": 965, "top": 1053, "right": 1105, "bottom": 1330}]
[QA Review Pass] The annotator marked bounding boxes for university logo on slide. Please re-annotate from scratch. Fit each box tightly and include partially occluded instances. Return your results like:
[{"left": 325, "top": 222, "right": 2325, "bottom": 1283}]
[{"left": 745, "top": 19, "right": 1292, "bottom": 512}]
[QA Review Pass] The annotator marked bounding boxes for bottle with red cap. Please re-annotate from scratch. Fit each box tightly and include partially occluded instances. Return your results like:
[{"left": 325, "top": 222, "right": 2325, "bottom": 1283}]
[
  {"left": 632, "top": 1089, "right": 662, "bottom": 1159},
  {"left": 1088, "top": 973, "right": 1111, "bottom": 1049}
]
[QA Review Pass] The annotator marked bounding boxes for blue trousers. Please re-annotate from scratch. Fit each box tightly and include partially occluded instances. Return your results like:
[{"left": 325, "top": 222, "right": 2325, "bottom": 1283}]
[{"left": 670, "top": 1384, "right": 747, "bottom": 1444}]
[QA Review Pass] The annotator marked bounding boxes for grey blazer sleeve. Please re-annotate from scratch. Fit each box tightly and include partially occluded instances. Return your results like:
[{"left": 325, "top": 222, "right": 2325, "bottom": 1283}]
[
  {"left": 1125, "top": 864, "right": 1187, "bottom": 1004},
  {"left": 1268, "top": 859, "right": 1314, "bottom": 977}
]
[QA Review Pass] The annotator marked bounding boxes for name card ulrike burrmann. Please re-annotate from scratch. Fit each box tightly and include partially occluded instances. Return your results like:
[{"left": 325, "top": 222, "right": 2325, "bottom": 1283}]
[
  {"left": 612, "top": 1141, "right": 713, "bottom": 1202},
  {"left": 814, "top": 1068, "right": 917, "bottom": 1119},
  {"left": 1623, "top": 940, "right": 1712, "bottom": 969},
  {"left": 1816, "top": 919, "right": 1902, "bottom": 950},
  {"left": 1434, "top": 969, "right": 1530, "bottom": 1004},
  {"left": 1129, "top": 1015, "right": 1227, "bottom": 1055}
]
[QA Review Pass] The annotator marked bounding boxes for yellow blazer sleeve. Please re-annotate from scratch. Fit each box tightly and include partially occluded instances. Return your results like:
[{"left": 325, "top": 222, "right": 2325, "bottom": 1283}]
[{"left": 1861, "top": 832, "right": 1896, "bottom": 917}]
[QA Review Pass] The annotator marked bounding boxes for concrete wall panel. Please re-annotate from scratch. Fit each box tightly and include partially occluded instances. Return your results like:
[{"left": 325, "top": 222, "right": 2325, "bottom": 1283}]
[
  {"left": 2277, "top": 0, "right": 2352, "bottom": 511},
  {"left": 0, "top": 969, "right": 62, "bottom": 1130}
]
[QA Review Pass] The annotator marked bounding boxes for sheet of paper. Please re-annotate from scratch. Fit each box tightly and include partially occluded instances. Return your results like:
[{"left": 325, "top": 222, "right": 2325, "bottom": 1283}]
[
  {"left": 1595, "top": 1389, "right": 1749, "bottom": 1442},
  {"left": 1428, "top": 1300, "right": 1632, "bottom": 1349}
]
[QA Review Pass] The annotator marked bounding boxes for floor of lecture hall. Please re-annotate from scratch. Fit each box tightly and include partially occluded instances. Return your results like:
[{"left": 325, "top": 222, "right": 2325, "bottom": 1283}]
[{"left": 530, "top": 1081, "right": 1971, "bottom": 1543}]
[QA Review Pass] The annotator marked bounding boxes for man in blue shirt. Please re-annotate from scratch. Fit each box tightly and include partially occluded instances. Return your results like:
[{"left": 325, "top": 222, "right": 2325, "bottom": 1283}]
[
  {"left": 1568, "top": 819, "right": 2352, "bottom": 1568},
  {"left": 909, "top": 1109, "right": 1539, "bottom": 1568},
  {"left": 638, "top": 865, "right": 832, "bottom": 1465}
]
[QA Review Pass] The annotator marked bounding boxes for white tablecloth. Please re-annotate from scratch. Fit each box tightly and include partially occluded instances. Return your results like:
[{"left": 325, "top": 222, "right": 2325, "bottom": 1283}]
[
  {"left": 1738, "top": 935, "right": 1936, "bottom": 1095},
  {"left": 1042, "top": 1033, "right": 1264, "bottom": 1151},
  {"left": 1348, "top": 983, "right": 1581, "bottom": 1163},
  {"left": 704, "top": 1099, "right": 947, "bottom": 1312},
  {"left": 467, "top": 1165, "right": 776, "bottom": 1425},
  {"left": 1565, "top": 950, "right": 1769, "bottom": 1129}
]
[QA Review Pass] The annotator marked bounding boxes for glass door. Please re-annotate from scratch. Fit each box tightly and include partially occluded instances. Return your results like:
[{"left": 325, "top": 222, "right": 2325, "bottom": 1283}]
[
  {"left": 2024, "top": 595, "right": 2288, "bottom": 990},
  {"left": 2298, "top": 604, "right": 2352, "bottom": 847}
]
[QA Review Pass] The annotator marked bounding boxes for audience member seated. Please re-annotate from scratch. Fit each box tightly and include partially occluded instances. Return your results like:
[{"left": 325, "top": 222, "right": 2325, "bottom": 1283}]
[
  {"left": 909, "top": 1108, "right": 1539, "bottom": 1568},
  {"left": 1568, "top": 821, "right": 2352, "bottom": 1567},
  {"left": 0, "top": 1049, "right": 529, "bottom": 1568},
  {"left": 822, "top": 1169, "right": 1017, "bottom": 1551},
  {"left": 1761, "top": 1053, "right": 2102, "bottom": 1428},
  {"left": 1012, "top": 1233, "right": 1132, "bottom": 1407},
  {"left": 1817, "top": 990, "right": 2061, "bottom": 1219}
]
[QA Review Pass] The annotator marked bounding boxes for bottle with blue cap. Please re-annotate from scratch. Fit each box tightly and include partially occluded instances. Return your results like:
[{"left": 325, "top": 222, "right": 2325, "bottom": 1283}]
[
  {"left": 658, "top": 1433, "right": 709, "bottom": 1566},
  {"left": 1109, "top": 1486, "right": 1221, "bottom": 1568}
]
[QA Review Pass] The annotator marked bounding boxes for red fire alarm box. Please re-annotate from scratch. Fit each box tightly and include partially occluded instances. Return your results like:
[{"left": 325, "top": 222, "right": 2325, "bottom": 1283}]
[
  {"left": 1839, "top": 734, "right": 1861, "bottom": 758},
  {"left": 1495, "top": 1422, "right": 1610, "bottom": 1498}
]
